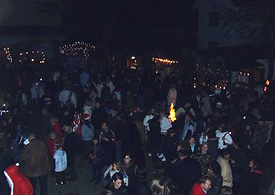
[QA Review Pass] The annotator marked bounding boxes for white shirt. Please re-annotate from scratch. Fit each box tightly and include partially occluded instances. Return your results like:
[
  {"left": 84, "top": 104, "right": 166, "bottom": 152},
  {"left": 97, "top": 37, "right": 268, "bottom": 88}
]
[
  {"left": 160, "top": 117, "right": 172, "bottom": 134},
  {"left": 143, "top": 114, "right": 154, "bottom": 131},
  {"left": 216, "top": 130, "right": 233, "bottom": 149}
]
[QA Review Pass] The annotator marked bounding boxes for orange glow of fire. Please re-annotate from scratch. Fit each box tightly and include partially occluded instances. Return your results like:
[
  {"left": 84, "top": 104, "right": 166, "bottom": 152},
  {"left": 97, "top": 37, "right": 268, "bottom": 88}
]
[
  {"left": 266, "top": 80, "right": 270, "bottom": 86},
  {"left": 264, "top": 86, "right": 267, "bottom": 92},
  {"left": 168, "top": 103, "right": 177, "bottom": 123}
]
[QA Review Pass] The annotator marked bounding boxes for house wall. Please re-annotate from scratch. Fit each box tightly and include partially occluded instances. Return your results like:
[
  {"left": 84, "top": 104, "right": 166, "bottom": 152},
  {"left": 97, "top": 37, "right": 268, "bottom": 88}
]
[{"left": 193, "top": 0, "right": 243, "bottom": 49}]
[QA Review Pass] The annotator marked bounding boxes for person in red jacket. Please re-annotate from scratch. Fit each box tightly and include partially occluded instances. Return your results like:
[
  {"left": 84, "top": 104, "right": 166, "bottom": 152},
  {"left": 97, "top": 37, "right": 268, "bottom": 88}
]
[
  {"left": 4, "top": 163, "right": 33, "bottom": 195},
  {"left": 190, "top": 175, "right": 212, "bottom": 195},
  {"left": 50, "top": 117, "right": 63, "bottom": 138}
]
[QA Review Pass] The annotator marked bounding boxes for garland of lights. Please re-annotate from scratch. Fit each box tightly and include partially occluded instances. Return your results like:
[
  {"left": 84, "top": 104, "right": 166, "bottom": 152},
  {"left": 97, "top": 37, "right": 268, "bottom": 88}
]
[
  {"left": 3, "top": 47, "right": 13, "bottom": 63},
  {"left": 19, "top": 50, "right": 46, "bottom": 64},
  {"left": 152, "top": 57, "right": 178, "bottom": 65},
  {"left": 59, "top": 41, "right": 96, "bottom": 60}
]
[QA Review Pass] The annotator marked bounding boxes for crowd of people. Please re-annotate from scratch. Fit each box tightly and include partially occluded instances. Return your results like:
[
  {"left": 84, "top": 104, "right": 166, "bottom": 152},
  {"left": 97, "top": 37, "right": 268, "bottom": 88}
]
[{"left": 0, "top": 59, "right": 275, "bottom": 195}]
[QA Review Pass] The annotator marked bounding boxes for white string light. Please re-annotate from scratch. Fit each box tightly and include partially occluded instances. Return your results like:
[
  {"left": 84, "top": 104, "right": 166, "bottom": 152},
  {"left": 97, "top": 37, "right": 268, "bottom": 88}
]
[{"left": 59, "top": 41, "right": 96, "bottom": 60}]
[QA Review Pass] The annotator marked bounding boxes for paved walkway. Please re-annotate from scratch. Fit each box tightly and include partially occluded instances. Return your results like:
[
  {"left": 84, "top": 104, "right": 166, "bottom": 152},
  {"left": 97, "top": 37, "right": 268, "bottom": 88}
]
[{"left": 33, "top": 153, "right": 155, "bottom": 195}]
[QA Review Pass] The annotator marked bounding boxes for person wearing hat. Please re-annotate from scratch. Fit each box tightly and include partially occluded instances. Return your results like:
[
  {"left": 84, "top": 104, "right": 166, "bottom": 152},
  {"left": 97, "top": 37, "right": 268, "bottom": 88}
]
[{"left": 81, "top": 113, "right": 95, "bottom": 160}]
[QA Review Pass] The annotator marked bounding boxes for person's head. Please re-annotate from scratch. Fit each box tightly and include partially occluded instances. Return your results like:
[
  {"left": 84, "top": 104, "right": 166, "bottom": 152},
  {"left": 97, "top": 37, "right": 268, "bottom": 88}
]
[
  {"left": 188, "top": 136, "right": 195, "bottom": 145},
  {"left": 153, "top": 166, "right": 166, "bottom": 180},
  {"left": 199, "top": 175, "right": 212, "bottom": 192},
  {"left": 111, "top": 172, "right": 124, "bottom": 190},
  {"left": 178, "top": 149, "right": 189, "bottom": 160},
  {"left": 149, "top": 108, "right": 155, "bottom": 115},
  {"left": 48, "top": 131, "right": 57, "bottom": 139},
  {"left": 218, "top": 123, "right": 225, "bottom": 132},
  {"left": 50, "top": 117, "right": 58, "bottom": 124},
  {"left": 124, "top": 154, "right": 132, "bottom": 166},
  {"left": 167, "top": 128, "right": 175, "bottom": 137},
  {"left": 55, "top": 143, "right": 63, "bottom": 151},
  {"left": 177, "top": 141, "right": 189, "bottom": 151},
  {"left": 160, "top": 110, "right": 166, "bottom": 118},
  {"left": 206, "top": 161, "right": 221, "bottom": 176},
  {"left": 27, "top": 132, "right": 36, "bottom": 142},
  {"left": 184, "top": 102, "right": 192, "bottom": 108},
  {"left": 110, "top": 107, "right": 117, "bottom": 117},
  {"left": 101, "top": 121, "right": 109, "bottom": 132},
  {"left": 101, "top": 190, "right": 113, "bottom": 195},
  {"left": 95, "top": 99, "right": 101, "bottom": 109},
  {"left": 201, "top": 142, "right": 209, "bottom": 154},
  {"left": 185, "top": 113, "right": 191, "bottom": 122},
  {"left": 41, "top": 108, "right": 48, "bottom": 116},
  {"left": 151, "top": 179, "right": 165, "bottom": 195},
  {"left": 93, "top": 135, "right": 99, "bottom": 145},
  {"left": 249, "top": 158, "right": 260, "bottom": 171},
  {"left": 219, "top": 148, "right": 231, "bottom": 160},
  {"left": 220, "top": 186, "right": 233, "bottom": 195}
]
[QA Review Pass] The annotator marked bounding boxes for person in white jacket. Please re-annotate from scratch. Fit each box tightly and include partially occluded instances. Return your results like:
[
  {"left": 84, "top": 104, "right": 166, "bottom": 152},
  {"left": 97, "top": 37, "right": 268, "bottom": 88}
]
[
  {"left": 216, "top": 124, "right": 233, "bottom": 150},
  {"left": 143, "top": 108, "right": 155, "bottom": 156},
  {"left": 54, "top": 145, "right": 67, "bottom": 185},
  {"left": 159, "top": 111, "right": 172, "bottom": 135}
]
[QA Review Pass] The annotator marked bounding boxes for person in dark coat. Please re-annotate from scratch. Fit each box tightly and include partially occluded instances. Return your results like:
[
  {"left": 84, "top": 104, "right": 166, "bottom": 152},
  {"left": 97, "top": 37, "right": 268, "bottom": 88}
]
[
  {"left": 162, "top": 128, "right": 178, "bottom": 163},
  {"left": 239, "top": 158, "right": 263, "bottom": 195},
  {"left": 108, "top": 172, "right": 129, "bottom": 195},
  {"left": 148, "top": 115, "right": 162, "bottom": 162},
  {"left": 206, "top": 161, "right": 223, "bottom": 195},
  {"left": 41, "top": 108, "right": 51, "bottom": 139},
  {"left": 207, "top": 130, "right": 219, "bottom": 160},
  {"left": 92, "top": 100, "right": 107, "bottom": 135},
  {"left": 123, "top": 154, "right": 137, "bottom": 190},
  {"left": 20, "top": 132, "right": 51, "bottom": 195},
  {"left": 63, "top": 125, "right": 82, "bottom": 181},
  {"left": 89, "top": 135, "right": 104, "bottom": 184},
  {"left": 100, "top": 122, "right": 116, "bottom": 167},
  {"left": 131, "top": 166, "right": 152, "bottom": 195},
  {"left": 168, "top": 148, "right": 201, "bottom": 195}
]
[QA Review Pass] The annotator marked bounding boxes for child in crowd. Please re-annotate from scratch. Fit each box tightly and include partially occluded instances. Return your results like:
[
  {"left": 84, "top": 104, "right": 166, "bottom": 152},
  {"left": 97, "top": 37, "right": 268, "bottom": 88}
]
[{"left": 54, "top": 144, "right": 67, "bottom": 185}]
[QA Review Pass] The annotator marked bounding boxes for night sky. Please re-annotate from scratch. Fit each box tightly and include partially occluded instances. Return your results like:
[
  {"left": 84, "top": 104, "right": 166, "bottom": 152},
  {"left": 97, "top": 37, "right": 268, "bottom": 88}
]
[{"left": 63, "top": 0, "right": 196, "bottom": 50}]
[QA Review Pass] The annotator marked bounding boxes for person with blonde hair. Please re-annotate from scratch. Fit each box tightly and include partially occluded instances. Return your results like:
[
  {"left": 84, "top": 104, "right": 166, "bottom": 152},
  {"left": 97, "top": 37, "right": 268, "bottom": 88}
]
[{"left": 151, "top": 179, "right": 165, "bottom": 195}]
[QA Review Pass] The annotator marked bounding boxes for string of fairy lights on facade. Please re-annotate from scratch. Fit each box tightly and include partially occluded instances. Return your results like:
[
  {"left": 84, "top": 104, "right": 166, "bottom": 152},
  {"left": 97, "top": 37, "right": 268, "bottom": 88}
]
[
  {"left": 59, "top": 41, "right": 96, "bottom": 60},
  {"left": 4, "top": 47, "right": 13, "bottom": 63},
  {"left": 152, "top": 57, "right": 178, "bottom": 65},
  {"left": 19, "top": 50, "right": 46, "bottom": 64}
]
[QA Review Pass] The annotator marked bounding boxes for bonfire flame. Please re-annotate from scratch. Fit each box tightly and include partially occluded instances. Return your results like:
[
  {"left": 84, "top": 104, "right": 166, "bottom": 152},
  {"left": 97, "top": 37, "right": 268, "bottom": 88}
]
[{"left": 168, "top": 103, "right": 177, "bottom": 123}]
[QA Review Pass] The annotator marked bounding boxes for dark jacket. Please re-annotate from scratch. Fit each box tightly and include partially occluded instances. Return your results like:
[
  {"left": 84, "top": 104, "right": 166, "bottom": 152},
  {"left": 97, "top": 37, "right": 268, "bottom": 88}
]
[
  {"left": 91, "top": 107, "right": 107, "bottom": 129},
  {"left": 169, "top": 157, "right": 201, "bottom": 195},
  {"left": 100, "top": 130, "right": 116, "bottom": 166},
  {"left": 207, "top": 138, "right": 218, "bottom": 160},
  {"left": 110, "top": 186, "right": 129, "bottom": 195},
  {"left": 207, "top": 173, "right": 223, "bottom": 195},
  {"left": 131, "top": 180, "right": 152, "bottom": 195},
  {"left": 20, "top": 139, "right": 51, "bottom": 177},
  {"left": 239, "top": 170, "right": 263, "bottom": 195},
  {"left": 64, "top": 133, "right": 82, "bottom": 166},
  {"left": 162, "top": 136, "right": 178, "bottom": 162},
  {"left": 89, "top": 143, "right": 104, "bottom": 165}
]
